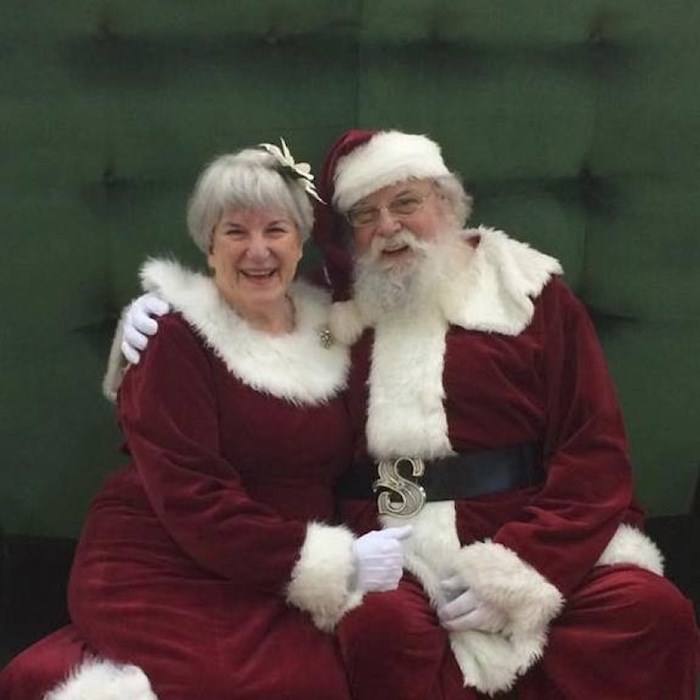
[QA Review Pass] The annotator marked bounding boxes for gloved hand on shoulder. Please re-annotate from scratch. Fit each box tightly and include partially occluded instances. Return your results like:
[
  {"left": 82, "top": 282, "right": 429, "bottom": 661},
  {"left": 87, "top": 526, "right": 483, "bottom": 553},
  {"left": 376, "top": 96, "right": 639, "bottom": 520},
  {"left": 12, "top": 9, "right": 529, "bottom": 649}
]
[{"left": 121, "top": 292, "right": 170, "bottom": 364}]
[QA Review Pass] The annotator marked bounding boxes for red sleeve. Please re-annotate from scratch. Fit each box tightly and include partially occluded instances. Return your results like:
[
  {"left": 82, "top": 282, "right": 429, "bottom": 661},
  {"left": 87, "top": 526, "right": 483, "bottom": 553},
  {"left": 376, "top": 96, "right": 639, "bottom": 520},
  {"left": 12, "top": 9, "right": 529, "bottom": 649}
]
[
  {"left": 495, "top": 279, "right": 634, "bottom": 595},
  {"left": 117, "top": 314, "right": 307, "bottom": 592}
]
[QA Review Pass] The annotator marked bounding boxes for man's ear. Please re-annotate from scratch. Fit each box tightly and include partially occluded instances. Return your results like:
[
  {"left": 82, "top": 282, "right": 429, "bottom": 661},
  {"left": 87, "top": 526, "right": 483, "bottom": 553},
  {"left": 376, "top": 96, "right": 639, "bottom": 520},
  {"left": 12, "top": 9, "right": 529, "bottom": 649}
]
[{"left": 437, "top": 194, "right": 460, "bottom": 229}]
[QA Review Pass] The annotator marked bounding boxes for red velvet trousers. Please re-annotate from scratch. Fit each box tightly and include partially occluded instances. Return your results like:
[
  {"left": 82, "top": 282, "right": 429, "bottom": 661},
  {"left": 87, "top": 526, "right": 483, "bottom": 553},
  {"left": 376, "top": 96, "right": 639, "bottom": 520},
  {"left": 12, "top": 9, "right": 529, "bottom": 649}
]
[
  {"left": 2, "top": 565, "right": 697, "bottom": 699},
  {"left": 0, "top": 621, "right": 351, "bottom": 699},
  {"left": 336, "top": 565, "right": 699, "bottom": 700},
  {"left": 0, "top": 627, "right": 88, "bottom": 700}
]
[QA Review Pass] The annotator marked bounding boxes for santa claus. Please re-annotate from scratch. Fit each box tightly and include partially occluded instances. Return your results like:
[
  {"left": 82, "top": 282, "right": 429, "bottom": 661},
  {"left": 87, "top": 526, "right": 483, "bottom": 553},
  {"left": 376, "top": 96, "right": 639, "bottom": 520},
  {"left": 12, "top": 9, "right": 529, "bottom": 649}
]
[{"left": 313, "top": 129, "right": 698, "bottom": 699}]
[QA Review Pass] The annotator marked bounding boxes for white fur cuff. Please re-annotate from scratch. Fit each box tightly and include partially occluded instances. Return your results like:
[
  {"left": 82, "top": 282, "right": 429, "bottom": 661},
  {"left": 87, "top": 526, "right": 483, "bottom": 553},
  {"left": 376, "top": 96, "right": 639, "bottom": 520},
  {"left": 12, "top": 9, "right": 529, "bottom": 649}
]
[
  {"left": 286, "top": 522, "right": 363, "bottom": 632},
  {"left": 448, "top": 541, "right": 564, "bottom": 695},
  {"left": 102, "top": 315, "right": 128, "bottom": 402},
  {"left": 44, "top": 658, "right": 157, "bottom": 700},
  {"left": 596, "top": 523, "right": 664, "bottom": 575}
]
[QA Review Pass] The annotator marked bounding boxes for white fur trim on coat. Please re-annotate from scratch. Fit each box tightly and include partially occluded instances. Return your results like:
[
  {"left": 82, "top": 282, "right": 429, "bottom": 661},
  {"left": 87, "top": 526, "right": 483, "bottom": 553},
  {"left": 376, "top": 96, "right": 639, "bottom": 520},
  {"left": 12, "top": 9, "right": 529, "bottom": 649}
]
[
  {"left": 44, "top": 658, "right": 157, "bottom": 700},
  {"left": 381, "top": 502, "right": 564, "bottom": 694},
  {"left": 102, "top": 313, "right": 127, "bottom": 402},
  {"left": 440, "top": 227, "right": 562, "bottom": 336},
  {"left": 331, "top": 227, "right": 563, "bottom": 346},
  {"left": 328, "top": 298, "right": 366, "bottom": 346},
  {"left": 333, "top": 131, "right": 450, "bottom": 212},
  {"left": 597, "top": 523, "right": 664, "bottom": 575},
  {"left": 362, "top": 229, "right": 564, "bottom": 693},
  {"left": 129, "top": 258, "right": 349, "bottom": 405},
  {"left": 286, "top": 522, "right": 363, "bottom": 632},
  {"left": 448, "top": 541, "right": 564, "bottom": 695},
  {"left": 367, "top": 308, "right": 452, "bottom": 459}
]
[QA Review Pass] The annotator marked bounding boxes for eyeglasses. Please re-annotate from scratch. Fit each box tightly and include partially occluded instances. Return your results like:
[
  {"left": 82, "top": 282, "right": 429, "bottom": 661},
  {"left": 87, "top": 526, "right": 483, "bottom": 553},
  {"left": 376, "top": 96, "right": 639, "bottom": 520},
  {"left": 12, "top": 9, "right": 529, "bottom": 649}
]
[{"left": 346, "top": 190, "right": 435, "bottom": 228}]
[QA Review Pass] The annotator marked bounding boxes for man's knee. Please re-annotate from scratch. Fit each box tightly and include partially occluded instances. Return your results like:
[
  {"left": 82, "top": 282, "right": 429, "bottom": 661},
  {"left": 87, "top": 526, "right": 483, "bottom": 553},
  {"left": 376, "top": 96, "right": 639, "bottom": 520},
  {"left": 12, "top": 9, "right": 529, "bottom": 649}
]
[
  {"left": 598, "top": 566, "right": 696, "bottom": 643},
  {"left": 337, "top": 582, "right": 462, "bottom": 700},
  {"left": 338, "top": 581, "right": 445, "bottom": 660}
]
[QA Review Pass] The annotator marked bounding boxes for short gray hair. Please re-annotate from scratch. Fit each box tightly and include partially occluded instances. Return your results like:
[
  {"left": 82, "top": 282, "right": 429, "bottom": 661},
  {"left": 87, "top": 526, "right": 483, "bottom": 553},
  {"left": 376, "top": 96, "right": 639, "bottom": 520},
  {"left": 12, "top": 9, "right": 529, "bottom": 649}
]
[{"left": 186, "top": 148, "right": 315, "bottom": 252}]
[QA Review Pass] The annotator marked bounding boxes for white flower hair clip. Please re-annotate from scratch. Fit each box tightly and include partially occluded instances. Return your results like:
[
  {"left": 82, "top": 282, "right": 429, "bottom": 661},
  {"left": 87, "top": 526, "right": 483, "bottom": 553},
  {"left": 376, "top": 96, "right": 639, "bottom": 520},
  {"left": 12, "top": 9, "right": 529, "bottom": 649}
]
[{"left": 258, "top": 138, "right": 325, "bottom": 204}]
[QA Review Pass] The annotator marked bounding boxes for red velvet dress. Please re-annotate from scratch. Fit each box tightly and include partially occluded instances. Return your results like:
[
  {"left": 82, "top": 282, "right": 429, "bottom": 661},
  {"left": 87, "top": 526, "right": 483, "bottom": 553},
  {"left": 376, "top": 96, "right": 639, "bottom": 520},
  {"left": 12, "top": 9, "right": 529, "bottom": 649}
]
[
  {"left": 0, "top": 263, "right": 357, "bottom": 700},
  {"left": 334, "top": 229, "right": 698, "bottom": 699}
]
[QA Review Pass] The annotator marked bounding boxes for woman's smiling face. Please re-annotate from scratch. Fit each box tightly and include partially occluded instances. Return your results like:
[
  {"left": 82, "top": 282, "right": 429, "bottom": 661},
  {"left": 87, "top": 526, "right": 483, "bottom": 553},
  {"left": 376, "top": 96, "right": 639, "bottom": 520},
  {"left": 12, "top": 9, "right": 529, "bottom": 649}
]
[{"left": 207, "top": 206, "right": 303, "bottom": 315}]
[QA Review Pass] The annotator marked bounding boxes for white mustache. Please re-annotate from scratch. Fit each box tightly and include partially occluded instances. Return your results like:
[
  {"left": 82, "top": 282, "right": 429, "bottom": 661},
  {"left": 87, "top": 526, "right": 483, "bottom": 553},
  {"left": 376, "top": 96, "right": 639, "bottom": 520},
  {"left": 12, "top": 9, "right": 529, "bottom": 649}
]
[{"left": 366, "top": 228, "right": 430, "bottom": 261}]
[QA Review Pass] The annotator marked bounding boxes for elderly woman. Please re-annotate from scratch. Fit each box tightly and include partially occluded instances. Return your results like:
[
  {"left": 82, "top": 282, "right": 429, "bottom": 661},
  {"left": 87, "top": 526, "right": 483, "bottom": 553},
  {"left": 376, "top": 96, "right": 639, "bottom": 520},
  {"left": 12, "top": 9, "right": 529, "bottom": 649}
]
[{"left": 0, "top": 144, "right": 410, "bottom": 700}]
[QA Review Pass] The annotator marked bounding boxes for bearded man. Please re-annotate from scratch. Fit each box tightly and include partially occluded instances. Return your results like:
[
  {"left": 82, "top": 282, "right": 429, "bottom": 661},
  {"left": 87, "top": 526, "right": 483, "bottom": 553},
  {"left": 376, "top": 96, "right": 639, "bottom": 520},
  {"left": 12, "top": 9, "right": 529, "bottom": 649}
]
[
  {"left": 310, "top": 129, "right": 698, "bottom": 700},
  {"left": 120, "top": 130, "right": 698, "bottom": 699}
]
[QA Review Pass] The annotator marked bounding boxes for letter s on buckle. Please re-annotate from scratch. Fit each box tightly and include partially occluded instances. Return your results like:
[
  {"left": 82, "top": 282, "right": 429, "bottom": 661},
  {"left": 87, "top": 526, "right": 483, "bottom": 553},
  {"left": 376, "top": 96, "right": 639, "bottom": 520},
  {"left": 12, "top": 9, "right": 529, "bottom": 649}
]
[{"left": 372, "top": 457, "right": 427, "bottom": 518}]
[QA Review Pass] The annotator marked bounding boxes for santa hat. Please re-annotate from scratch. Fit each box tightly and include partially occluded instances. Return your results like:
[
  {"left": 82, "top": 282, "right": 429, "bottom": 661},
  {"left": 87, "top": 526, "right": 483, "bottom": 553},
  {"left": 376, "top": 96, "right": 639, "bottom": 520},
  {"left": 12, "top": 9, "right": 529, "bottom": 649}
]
[
  {"left": 331, "top": 130, "right": 451, "bottom": 213},
  {"left": 311, "top": 129, "right": 452, "bottom": 342},
  {"left": 312, "top": 129, "right": 450, "bottom": 289}
]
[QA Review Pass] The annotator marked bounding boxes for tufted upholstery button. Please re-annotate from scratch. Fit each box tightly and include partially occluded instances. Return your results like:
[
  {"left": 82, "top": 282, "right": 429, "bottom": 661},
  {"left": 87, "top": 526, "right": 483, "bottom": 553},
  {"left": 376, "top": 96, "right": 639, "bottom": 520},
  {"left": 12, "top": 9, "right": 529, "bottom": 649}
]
[
  {"left": 96, "top": 19, "right": 115, "bottom": 42},
  {"left": 587, "top": 11, "right": 617, "bottom": 47},
  {"left": 95, "top": 5, "right": 118, "bottom": 43},
  {"left": 588, "top": 27, "right": 605, "bottom": 48},
  {"left": 101, "top": 164, "right": 119, "bottom": 189},
  {"left": 577, "top": 163, "right": 608, "bottom": 212}
]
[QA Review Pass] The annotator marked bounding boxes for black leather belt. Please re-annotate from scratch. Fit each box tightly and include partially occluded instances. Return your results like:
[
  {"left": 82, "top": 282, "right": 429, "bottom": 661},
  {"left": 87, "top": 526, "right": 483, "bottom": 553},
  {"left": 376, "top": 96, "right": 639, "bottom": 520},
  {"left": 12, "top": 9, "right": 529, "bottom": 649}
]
[{"left": 337, "top": 444, "right": 543, "bottom": 518}]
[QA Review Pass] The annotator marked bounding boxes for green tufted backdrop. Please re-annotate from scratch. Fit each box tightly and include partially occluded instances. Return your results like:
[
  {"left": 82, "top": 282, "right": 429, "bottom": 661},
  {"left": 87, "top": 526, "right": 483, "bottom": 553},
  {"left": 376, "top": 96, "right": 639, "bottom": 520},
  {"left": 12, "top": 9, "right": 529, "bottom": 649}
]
[{"left": 2, "top": 1, "right": 699, "bottom": 538}]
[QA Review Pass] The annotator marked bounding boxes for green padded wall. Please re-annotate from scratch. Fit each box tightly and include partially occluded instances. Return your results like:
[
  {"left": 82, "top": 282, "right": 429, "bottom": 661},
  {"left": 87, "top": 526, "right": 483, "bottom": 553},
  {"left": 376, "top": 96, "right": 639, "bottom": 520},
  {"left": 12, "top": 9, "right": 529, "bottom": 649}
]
[{"left": 2, "top": 1, "right": 699, "bottom": 537}]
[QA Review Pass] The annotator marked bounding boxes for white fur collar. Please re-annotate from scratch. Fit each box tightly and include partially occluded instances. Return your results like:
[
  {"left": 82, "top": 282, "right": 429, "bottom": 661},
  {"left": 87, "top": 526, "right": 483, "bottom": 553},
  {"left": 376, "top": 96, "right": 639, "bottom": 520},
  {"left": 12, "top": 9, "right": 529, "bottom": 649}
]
[
  {"left": 441, "top": 226, "right": 562, "bottom": 333},
  {"left": 329, "top": 227, "right": 562, "bottom": 344},
  {"left": 140, "top": 258, "right": 349, "bottom": 405}
]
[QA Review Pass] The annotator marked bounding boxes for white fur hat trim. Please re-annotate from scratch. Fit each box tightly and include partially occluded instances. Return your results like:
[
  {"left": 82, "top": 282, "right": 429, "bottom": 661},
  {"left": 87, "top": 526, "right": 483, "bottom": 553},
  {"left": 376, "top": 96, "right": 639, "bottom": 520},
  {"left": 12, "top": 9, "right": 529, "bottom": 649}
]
[{"left": 332, "top": 131, "right": 450, "bottom": 212}]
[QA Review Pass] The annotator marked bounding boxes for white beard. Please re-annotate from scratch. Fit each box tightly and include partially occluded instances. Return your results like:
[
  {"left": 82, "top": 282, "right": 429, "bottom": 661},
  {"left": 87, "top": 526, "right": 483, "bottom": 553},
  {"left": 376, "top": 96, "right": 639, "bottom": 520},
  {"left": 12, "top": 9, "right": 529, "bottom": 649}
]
[{"left": 353, "top": 227, "right": 469, "bottom": 325}]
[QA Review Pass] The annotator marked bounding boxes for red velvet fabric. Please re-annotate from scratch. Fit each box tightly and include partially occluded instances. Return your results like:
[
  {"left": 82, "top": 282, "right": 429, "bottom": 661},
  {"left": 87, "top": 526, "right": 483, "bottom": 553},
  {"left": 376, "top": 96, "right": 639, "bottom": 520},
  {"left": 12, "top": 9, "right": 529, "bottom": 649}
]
[
  {"left": 0, "top": 313, "right": 354, "bottom": 700},
  {"left": 337, "top": 566, "right": 698, "bottom": 700},
  {"left": 311, "top": 129, "right": 375, "bottom": 301},
  {"left": 342, "top": 277, "right": 642, "bottom": 595},
  {"left": 338, "top": 576, "right": 481, "bottom": 700},
  {"left": 2, "top": 279, "right": 697, "bottom": 699},
  {"left": 338, "top": 275, "right": 699, "bottom": 697},
  {"left": 0, "top": 627, "right": 88, "bottom": 700},
  {"left": 518, "top": 565, "right": 699, "bottom": 700}
]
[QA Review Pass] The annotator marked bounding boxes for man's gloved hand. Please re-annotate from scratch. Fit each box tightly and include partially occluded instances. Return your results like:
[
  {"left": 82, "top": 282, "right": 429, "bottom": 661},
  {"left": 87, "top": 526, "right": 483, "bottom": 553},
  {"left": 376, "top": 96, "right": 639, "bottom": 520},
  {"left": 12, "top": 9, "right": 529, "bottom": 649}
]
[
  {"left": 351, "top": 526, "right": 412, "bottom": 593},
  {"left": 121, "top": 293, "right": 170, "bottom": 364},
  {"left": 437, "top": 576, "right": 508, "bottom": 633}
]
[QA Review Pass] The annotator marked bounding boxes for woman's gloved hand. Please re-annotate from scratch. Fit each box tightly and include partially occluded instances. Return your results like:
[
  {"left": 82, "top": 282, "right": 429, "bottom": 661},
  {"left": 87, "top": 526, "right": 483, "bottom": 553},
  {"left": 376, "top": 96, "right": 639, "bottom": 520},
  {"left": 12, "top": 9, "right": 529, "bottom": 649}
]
[{"left": 351, "top": 526, "right": 412, "bottom": 593}]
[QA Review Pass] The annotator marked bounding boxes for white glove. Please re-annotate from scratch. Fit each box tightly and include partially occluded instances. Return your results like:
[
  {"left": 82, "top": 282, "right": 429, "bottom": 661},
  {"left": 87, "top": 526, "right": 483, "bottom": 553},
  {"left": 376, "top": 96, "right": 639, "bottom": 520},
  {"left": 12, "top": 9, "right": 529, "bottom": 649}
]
[
  {"left": 437, "top": 576, "right": 508, "bottom": 633},
  {"left": 121, "top": 293, "right": 171, "bottom": 365},
  {"left": 351, "top": 526, "right": 412, "bottom": 593}
]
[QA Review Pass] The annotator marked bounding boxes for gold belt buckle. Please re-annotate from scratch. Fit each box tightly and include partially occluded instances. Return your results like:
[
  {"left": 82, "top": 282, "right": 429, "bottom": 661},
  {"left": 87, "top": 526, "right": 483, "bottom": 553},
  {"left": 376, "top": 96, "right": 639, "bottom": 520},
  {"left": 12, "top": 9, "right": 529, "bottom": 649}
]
[{"left": 372, "top": 456, "right": 427, "bottom": 518}]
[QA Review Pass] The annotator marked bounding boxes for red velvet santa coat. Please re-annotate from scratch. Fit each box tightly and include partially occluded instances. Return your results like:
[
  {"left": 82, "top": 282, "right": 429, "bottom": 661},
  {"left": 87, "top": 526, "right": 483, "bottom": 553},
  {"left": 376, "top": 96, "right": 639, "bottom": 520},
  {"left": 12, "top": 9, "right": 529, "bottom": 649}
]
[
  {"left": 54, "top": 260, "right": 358, "bottom": 699},
  {"left": 335, "top": 227, "right": 664, "bottom": 695}
]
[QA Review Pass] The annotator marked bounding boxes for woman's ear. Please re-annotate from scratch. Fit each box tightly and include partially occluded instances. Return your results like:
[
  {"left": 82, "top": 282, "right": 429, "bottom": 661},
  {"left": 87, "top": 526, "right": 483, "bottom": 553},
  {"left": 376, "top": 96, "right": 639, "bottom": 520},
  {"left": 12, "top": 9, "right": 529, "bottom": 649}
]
[{"left": 206, "top": 231, "right": 216, "bottom": 270}]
